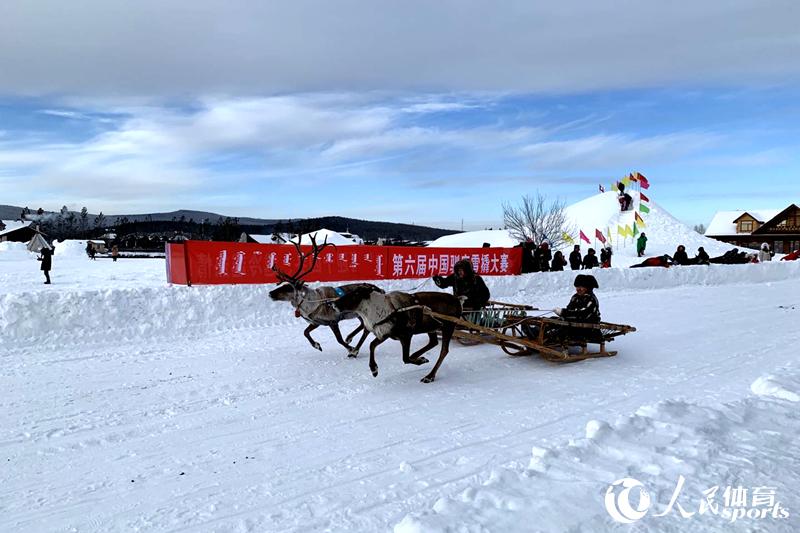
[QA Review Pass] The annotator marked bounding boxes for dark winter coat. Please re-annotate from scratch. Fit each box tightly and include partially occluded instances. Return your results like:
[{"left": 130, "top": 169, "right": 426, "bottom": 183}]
[
  {"left": 560, "top": 292, "right": 601, "bottom": 323},
  {"left": 520, "top": 243, "right": 536, "bottom": 273},
  {"left": 39, "top": 247, "right": 53, "bottom": 271},
  {"left": 600, "top": 248, "right": 612, "bottom": 268},
  {"left": 433, "top": 259, "right": 490, "bottom": 309},
  {"left": 631, "top": 255, "right": 674, "bottom": 268},
  {"left": 695, "top": 248, "right": 710, "bottom": 265},
  {"left": 533, "top": 246, "right": 552, "bottom": 272},
  {"left": 582, "top": 253, "right": 599, "bottom": 270},
  {"left": 673, "top": 248, "right": 690, "bottom": 265},
  {"left": 551, "top": 252, "right": 567, "bottom": 271},
  {"left": 568, "top": 249, "right": 582, "bottom": 270}
]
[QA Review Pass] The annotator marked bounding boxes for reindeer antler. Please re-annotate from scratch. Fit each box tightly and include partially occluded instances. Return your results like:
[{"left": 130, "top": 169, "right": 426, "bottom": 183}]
[{"left": 272, "top": 232, "right": 334, "bottom": 284}]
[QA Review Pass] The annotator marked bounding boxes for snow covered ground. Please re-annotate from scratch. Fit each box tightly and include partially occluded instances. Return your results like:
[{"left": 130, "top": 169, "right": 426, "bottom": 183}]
[{"left": 1, "top": 244, "right": 799, "bottom": 531}]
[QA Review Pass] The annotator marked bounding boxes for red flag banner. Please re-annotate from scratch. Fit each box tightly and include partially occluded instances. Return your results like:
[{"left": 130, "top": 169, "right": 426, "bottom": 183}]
[
  {"left": 166, "top": 241, "right": 524, "bottom": 285},
  {"left": 640, "top": 192, "right": 650, "bottom": 203},
  {"left": 636, "top": 172, "right": 650, "bottom": 189},
  {"left": 595, "top": 229, "right": 607, "bottom": 244},
  {"left": 579, "top": 230, "right": 591, "bottom": 244}
]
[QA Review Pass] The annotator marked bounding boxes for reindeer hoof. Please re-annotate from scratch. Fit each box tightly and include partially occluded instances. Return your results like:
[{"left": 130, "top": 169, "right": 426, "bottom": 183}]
[
  {"left": 347, "top": 349, "right": 359, "bottom": 358},
  {"left": 312, "top": 342, "right": 322, "bottom": 352},
  {"left": 421, "top": 375, "right": 435, "bottom": 383},
  {"left": 371, "top": 366, "right": 379, "bottom": 378},
  {"left": 412, "top": 356, "right": 429, "bottom": 365}
]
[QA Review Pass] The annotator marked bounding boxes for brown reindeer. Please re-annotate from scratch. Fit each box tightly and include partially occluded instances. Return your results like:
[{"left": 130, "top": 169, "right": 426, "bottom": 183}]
[
  {"left": 269, "top": 235, "right": 381, "bottom": 357},
  {"left": 333, "top": 286, "right": 462, "bottom": 383}
]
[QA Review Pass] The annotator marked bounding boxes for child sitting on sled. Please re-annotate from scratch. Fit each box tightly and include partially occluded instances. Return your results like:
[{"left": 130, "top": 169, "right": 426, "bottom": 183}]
[{"left": 522, "top": 274, "right": 601, "bottom": 341}]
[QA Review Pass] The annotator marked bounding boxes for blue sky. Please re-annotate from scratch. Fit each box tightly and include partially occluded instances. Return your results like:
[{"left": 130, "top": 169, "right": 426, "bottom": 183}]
[{"left": 1, "top": 1, "right": 799, "bottom": 229}]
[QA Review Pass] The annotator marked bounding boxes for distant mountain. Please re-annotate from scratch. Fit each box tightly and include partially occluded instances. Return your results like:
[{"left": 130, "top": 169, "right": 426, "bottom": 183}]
[{"left": 0, "top": 205, "right": 458, "bottom": 241}]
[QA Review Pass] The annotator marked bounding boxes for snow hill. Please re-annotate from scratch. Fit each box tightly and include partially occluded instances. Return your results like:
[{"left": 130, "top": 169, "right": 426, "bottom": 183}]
[{"left": 428, "top": 191, "right": 734, "bottom": 267}]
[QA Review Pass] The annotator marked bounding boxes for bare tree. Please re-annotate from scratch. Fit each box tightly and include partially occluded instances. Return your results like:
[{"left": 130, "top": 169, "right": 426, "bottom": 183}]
[{"left": 502, "top": 193, "right": 574, "bottom": 249}]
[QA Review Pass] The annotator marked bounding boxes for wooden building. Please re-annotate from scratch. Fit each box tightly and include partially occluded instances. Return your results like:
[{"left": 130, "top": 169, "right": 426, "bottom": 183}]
[
  {"left": 0, "top": 220, "right": 36, "bottom": 243},
  {"left": 706, "top": 204, "right": 800, "bottom": 254}
]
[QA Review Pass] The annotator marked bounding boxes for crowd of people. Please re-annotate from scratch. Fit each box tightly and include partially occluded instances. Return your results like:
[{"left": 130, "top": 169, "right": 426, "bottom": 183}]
[{"left": 521, "top": 241, "right": 613, "bottom": 273}]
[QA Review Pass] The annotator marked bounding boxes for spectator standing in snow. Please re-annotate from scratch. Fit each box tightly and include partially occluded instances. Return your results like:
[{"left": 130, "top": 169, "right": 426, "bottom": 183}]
[
  {"left": 636, "top": 232, "right": 648, "bottom": 257},
  {"left": 673, "top": 245, "right": 690, "bottom": 265},
  {"left": 569, "top": 245, "right": 582, "bottom": 270},
  {"left": 600, "top": 245, "right": 613, "bottom": 268},
  {"left": 551, "top": 251, "right": 567, "bottom": 271},
  {"left": 533, "top": 242, "right": 552, "bottom": 272},
  {"left": 520, "top": 241, "right": 536, "bottom": 273},
  {"left": 111, "top": 244, "right": 119, "bottom": 262},
  {"left": 582, "top": 248, "right": 599, "bottom": 269},
  {"left": 38, "top": 244, "right": 54, "bottom": 284},
  {"left": 758, "top": 243, "right": 773, "bottom": 262},
  {"left": 433, "top": 258, "right": 490, "bottom": 310}
]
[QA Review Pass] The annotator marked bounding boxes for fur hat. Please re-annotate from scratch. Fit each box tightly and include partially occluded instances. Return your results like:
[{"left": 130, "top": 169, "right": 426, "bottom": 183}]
[{"left": 574, "top": 274, "right": 599, "bottom": 290}]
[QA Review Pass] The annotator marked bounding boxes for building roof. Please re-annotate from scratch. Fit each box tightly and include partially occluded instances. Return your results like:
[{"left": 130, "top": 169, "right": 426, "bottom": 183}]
[
  {"left": 0, "top": 219, "right": 33, "bottom": 237},
  {"left": 705, "top": 209, "right": 781, "bottom": 236}
]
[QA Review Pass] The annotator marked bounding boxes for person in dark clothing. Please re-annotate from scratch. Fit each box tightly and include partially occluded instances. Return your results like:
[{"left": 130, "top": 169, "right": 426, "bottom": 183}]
[
  {"left": 694, "top": 247, "right": 710, "bottom": 265},
  {"left": 433, "top": 258, "right": 490, "bottom": 310},
  {"left": 551, "top": 250, "right": 567, "bottom": 271},
  {"left": 636, "top": 232, "right": 648, "bottom": 257},
  {"left": 599, "top": 245, "right": 613, "bottom": 268},
  {"left": 673, "top": 245, "right": 689, "bottom": 265},
  {"left": 520, "top": 241, "right": 536, "bottom": 273},
  {"left": 568, "top": 245, "right": 582, "bottom": 270},
  {"left": 556, "top": 274, "right": 601, "bottom": 323},
  {"left": 631, "top": 255, "right": 675, "bottom": 268},
  {"left": 533, "top": 242, "right": 552, "bottom": 272},
  {"left": 38, "top": 245, "right": 53, "bottom": 284},
  {"left": 710, "top": 248, "right": 750, "bottom": 264},
  {"left": 582, "top": 248, "right": 599, "bottom": 269}
]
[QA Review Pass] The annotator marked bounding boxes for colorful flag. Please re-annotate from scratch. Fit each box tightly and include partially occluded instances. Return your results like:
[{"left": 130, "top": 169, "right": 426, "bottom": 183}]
[
  {"left": 611, "top": 181, "right": 619, "bottom": 192},
  {"left": 595, "top": 229, "right": 606, "bottom": 244},
  {"left": 579, "top": 230, "right": 591, "bottom": 244},
  {"left": 563, "top": 232, "right": 575, "bottom": 244},
  {"left": 628, "top": 172, "right": 638, "bottom": 182},
  {"left": 625, "top": 224, "right": 633, "bottom": 237},
  {"left": 640, "top": 204, "right": 651, "bottom": 214},
  {"left": 621, "top": 176, "right": 631, "bottom": 186},
  {"left": 607, "top": 227, "right": 612, "bottom": 242},
  {"left": 640, "top": 192, "right": 650, "bottom": 203},
  {"left": 636, "top": 172, "right": 650, "bottom": 189},
  {"left": 617, "top": 225, "right": 625, "bottom": 237},
  {"left": 599, "top": 184, "right": 605, "bottom": 193},
  {"left": 635, "top": 211, "right": 646, "bottom": 226},
  {"left": 633, "top": 221, "right": 639, "bottom": 236}
]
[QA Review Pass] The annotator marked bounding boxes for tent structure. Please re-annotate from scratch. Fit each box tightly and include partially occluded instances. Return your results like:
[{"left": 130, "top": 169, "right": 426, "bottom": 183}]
[{"left": 27, "top": 233, "right": 51, "bottom": 253}]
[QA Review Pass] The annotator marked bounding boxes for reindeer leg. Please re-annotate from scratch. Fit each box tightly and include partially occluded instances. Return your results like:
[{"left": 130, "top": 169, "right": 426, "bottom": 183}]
[
  {"left": 422, "top": 324, "right": 453, "bottom": 383},
  {"left": 329, "top": 322, "right": 357, "bottom": 357},
  {"left": 304, "top": 323, "right": 322, "bottom": 351},
  {"left": 345, "top": 320, "right": 364, "bottom": 344},
  {"left": 368, "top": 337, "right": 386, "bottom": 377},
  {"left": 349, "top": 326, "right": 372, "bottom": 358},
  {"left": 401, "top": 335, "right": 413, "bottom": 364},
  {"left": 408, "top": 332, "right": 437, "bottom": 365}
]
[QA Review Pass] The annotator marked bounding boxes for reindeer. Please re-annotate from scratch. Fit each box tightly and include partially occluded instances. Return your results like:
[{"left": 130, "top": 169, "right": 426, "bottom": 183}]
[
  {"left": 268, "top": 235, "right": 381, "bottom": 357},
  {"left": 333, "top": 286, "right": 462, "bottom": 383}
]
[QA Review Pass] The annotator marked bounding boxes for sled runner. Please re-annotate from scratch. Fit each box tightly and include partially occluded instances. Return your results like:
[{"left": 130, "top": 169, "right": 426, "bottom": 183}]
[{"left": 426, "top": 301, "right": 636, "bottom": 363}]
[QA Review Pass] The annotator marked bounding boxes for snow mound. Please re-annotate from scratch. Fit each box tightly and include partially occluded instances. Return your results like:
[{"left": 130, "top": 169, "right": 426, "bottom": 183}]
[
  {"left": 293, "top": 228, "right": 359, "bottom": 246},
  {"left": 427, "top": 229, "right": 517, "bottom": 248},
  {"left": 0, "top": 241, "right": 32, "bottom": 261},
  {"left": 397, "top": 365, "right": 800, "bottom": 532},
  {"left": 425, "top": 191, "right": 734, "bottom": 268},
  {"left": 53, "top": 239, "right": 90, "bottom": 258}
]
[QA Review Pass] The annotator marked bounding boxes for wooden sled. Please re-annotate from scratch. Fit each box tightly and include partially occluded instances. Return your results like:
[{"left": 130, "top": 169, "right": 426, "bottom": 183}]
[{"left": 426, "top": 301, "right": 636, "bottom": 363}]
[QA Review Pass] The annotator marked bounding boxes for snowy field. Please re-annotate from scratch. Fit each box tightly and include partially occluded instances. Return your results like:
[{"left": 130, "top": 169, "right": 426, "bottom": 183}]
[{"left": 1, "top": 246, "right": 799, "bottom": 532}]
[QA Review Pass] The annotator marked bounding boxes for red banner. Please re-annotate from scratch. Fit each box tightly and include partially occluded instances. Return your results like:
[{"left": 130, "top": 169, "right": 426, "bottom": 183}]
[{"left": 166, "top": 241, "right": 523, "bottom": 285}]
